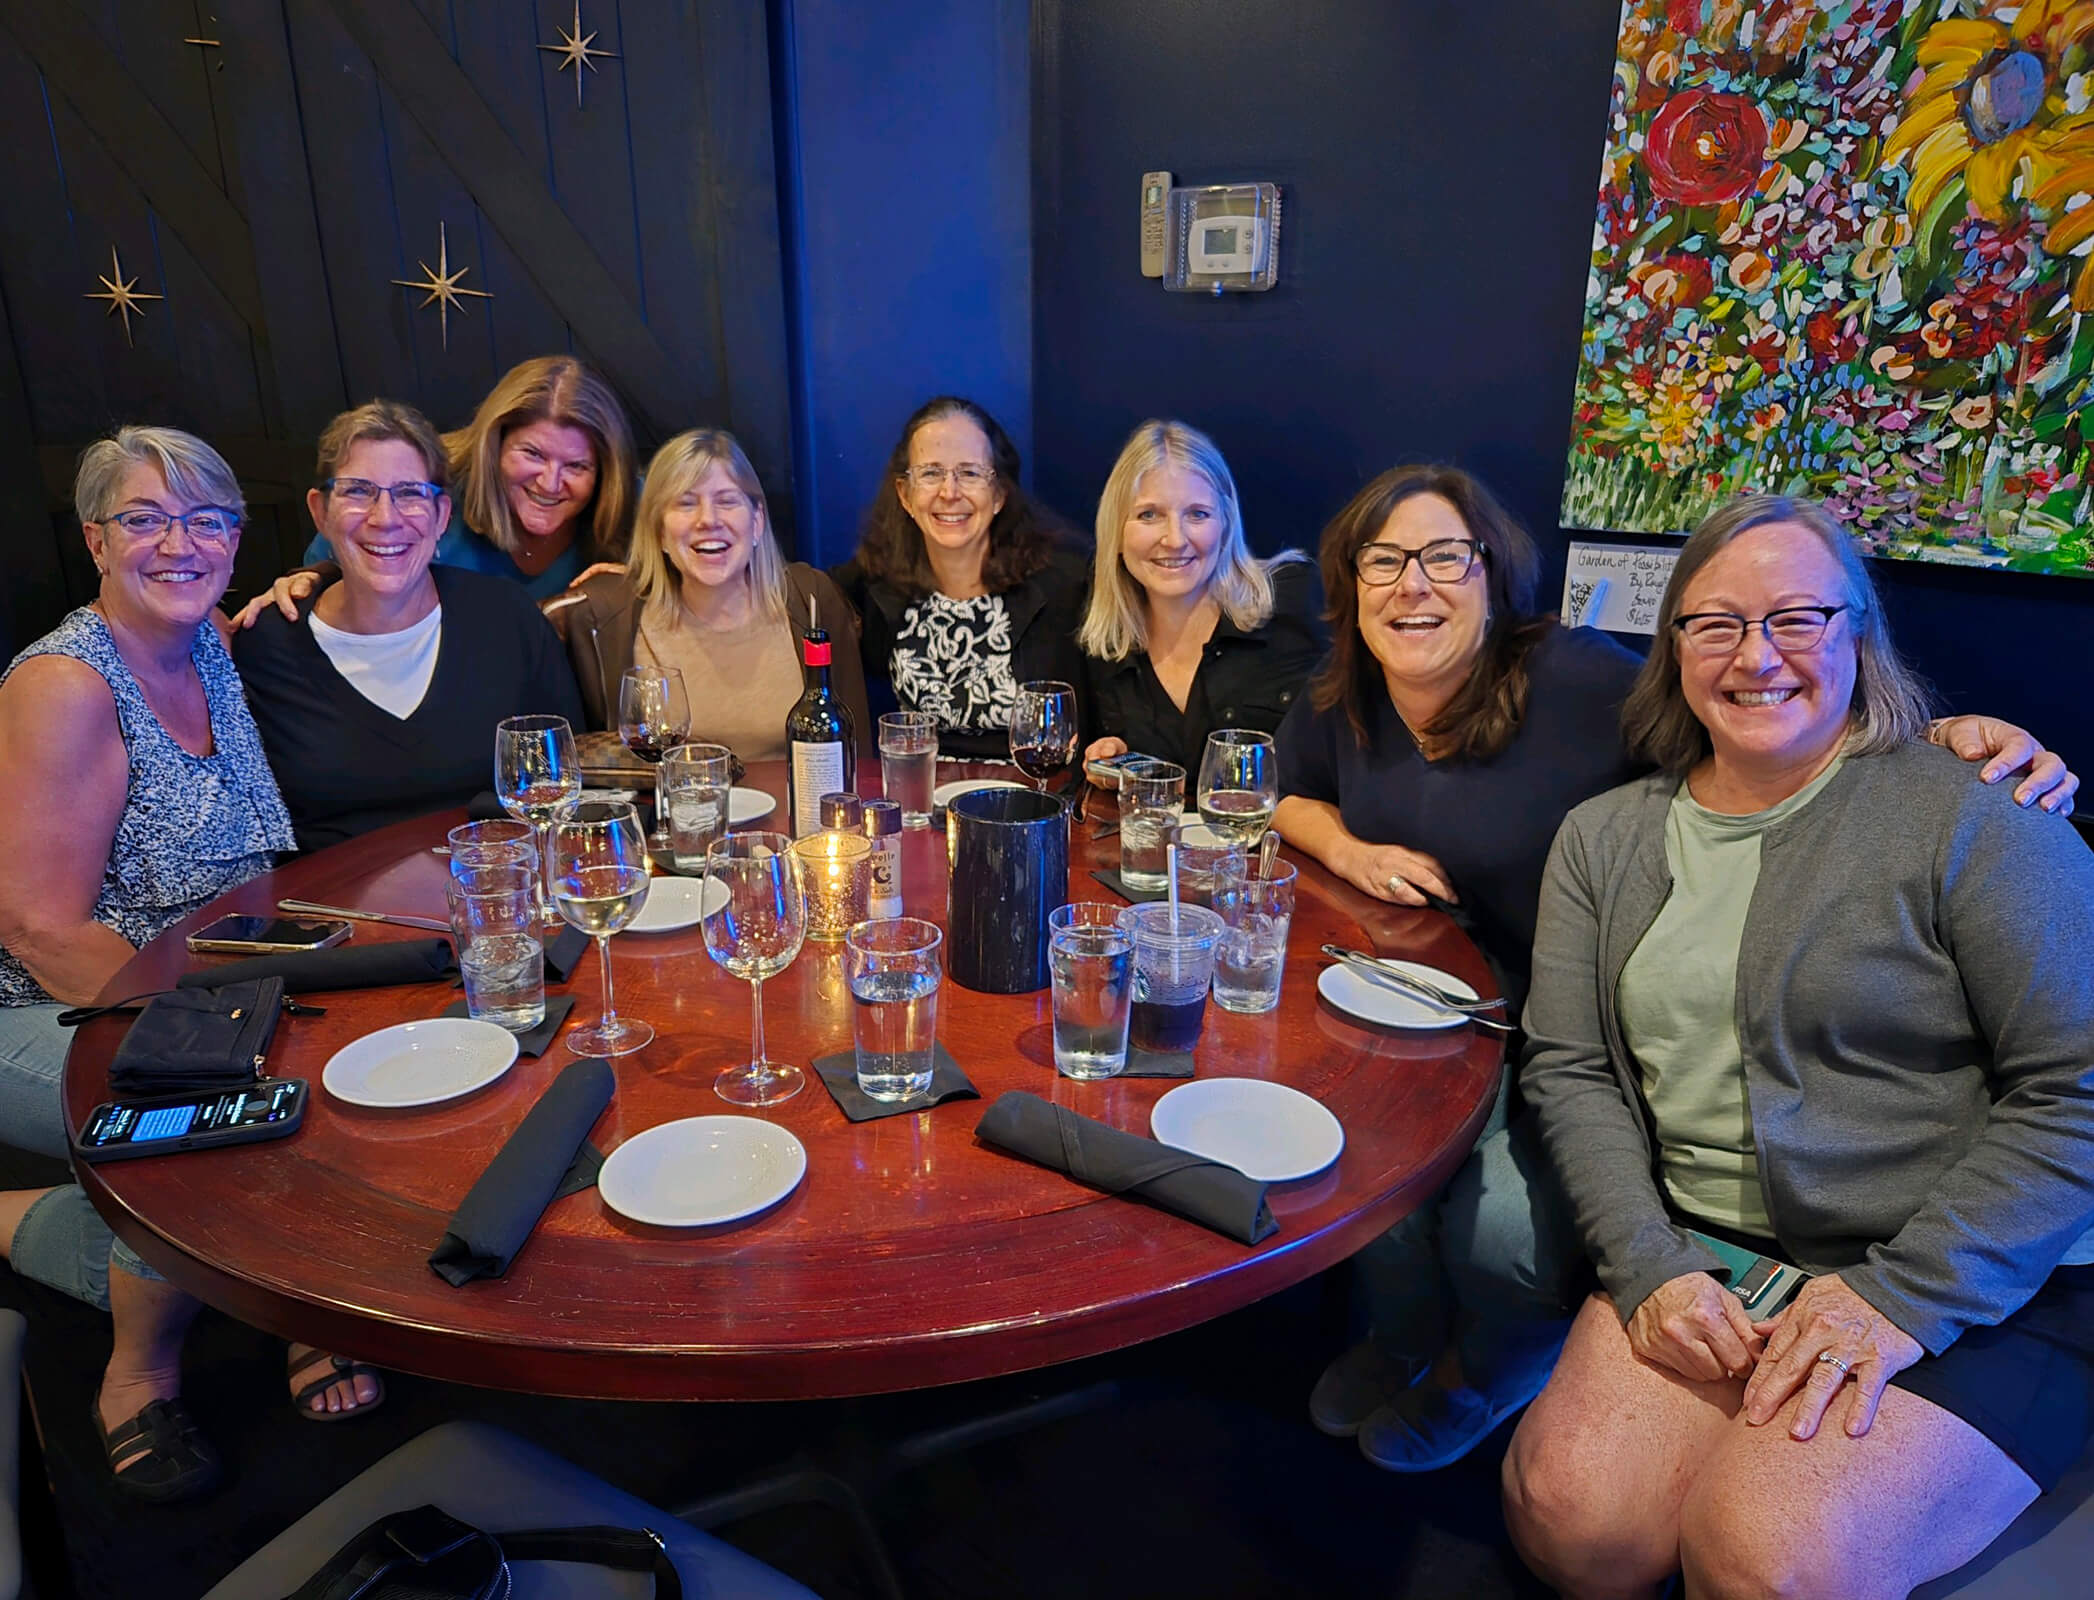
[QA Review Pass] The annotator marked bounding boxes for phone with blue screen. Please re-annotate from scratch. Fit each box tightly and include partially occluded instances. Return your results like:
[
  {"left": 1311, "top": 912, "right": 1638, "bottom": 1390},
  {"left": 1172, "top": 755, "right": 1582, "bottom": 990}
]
[{"left": 73, "top": 1080, "right": 307, "bottom": 1163}]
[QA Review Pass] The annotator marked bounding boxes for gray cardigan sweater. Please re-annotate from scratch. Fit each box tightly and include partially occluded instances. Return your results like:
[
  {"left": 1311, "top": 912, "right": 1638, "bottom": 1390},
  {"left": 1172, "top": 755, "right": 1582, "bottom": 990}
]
[{"left": 1521, "top": 739, "right": 2094, "bottom": 1355}]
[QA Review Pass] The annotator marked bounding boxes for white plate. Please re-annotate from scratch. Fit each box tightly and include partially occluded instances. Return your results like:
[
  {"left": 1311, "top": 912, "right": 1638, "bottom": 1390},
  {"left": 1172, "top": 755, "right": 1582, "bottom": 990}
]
[
  {"left": 729, "top": 787, "right": 776, "bottom": 825},
  {"left": 598, "top": 1116, "right": 809, "bottom": 1227},
  {"left": 322, "top": 1018, "right": 520, "bottom": 1109},
  {"left": 933, "top": 778, "right": 1028, "bottom": 809},
  {"left": 621, "top": 874, "right": 728, "bottom": 934},
  {"left": 1316, "top": 959, "right": 1479, "bottom": 1032},
  {"left": 1149, "top": 1078, "right": 1344, "bottom": 1183}
]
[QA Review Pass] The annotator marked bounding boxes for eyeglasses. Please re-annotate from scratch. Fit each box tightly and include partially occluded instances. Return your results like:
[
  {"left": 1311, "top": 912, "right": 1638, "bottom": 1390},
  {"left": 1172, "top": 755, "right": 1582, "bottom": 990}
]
[
  {"left": 901, "top": 464, "right": 995, "bottom": 492},
  {"left": 1354, "top": 539, "right": 1482, "bottom": 585},
  {"left": 99, "top": 508, "right": 240, "bottom": 546},
  {"left": 1671, "top": 605, "right": 1848, "bottom": 655},
  {"left": 321, "top": 478, "right": 444, "bottom": 517}
]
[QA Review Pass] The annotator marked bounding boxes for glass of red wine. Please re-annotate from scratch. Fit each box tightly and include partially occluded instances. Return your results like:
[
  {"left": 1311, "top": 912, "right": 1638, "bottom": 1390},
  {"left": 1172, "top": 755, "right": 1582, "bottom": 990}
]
[
  {"left": 1010, "top": 679, "right": 1078, "bottom": 793},
  {"left": 618, "top": 667, "right": 689, "bottom": 846}
]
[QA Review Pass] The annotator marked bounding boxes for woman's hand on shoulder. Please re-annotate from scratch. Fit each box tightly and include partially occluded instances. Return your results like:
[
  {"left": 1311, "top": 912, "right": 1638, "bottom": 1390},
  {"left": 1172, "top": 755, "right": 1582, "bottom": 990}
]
[
  {"left": 230, "top": 569, "right": 322, "bottom": 630},
  {"left": 1626, "top": 1271, "right": 1762, "bottom": 1383},
  {"left": 1742, "top": 1274, "right": 1923, "bottom": 1441},
  {"left": 1930, "top": 714, "right": 2078, "bottom": 814},
  {"left": 1328, "top": 836, "right": 1455, "bottom": 907},
  {"left": 569, "top": 561, "right": 626, "bottom": 588}
]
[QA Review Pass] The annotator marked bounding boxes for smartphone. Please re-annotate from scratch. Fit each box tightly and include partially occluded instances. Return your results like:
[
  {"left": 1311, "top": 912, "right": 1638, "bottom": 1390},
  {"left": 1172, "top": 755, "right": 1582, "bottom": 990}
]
[
  {"left": 186, "top": 915, "right": 352, "bottom": 955},
  {"left": 1083, "top": 751, "right": 1155, "bottom": 790},
  {"left": 73, "top": 1080, "right": 307, "bottom": 1163}
]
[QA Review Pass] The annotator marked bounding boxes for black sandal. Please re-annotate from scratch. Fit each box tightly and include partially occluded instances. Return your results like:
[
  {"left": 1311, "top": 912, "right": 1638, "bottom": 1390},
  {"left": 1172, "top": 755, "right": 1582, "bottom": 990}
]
[
  {"left": 288, "top": 1345, "right": 387, "bottom": 1422},
  {"left": 94, "top": 1388, "right": 221, "bottom": 1503}
]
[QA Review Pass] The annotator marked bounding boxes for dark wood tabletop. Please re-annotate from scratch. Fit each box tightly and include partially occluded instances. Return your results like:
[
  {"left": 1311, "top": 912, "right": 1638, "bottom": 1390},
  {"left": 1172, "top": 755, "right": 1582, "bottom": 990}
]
[{"left": 63, "top": 763, "right": 1504, "bottom": 1402}]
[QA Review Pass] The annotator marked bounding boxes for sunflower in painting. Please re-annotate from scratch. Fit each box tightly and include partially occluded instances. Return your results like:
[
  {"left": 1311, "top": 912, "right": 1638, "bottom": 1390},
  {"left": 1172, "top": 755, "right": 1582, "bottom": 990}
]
[{"left": 1883, "top": 0, "right": 2094, "bottom": 306}]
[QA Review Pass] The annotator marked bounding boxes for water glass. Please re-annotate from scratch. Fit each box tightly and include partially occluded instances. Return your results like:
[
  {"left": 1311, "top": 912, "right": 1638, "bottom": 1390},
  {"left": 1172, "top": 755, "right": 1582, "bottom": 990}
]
[
  {"left": 446, "top": 864, "right": 544, "bottom": 1032},
  {"left": 447, "top": 819, "right": 536, "bottom": 877},
  {"left": 878, "top": 711, "right": 939, "bottom": 828},
  {"left": 1047, "top": 902, "right": 1134, "bottom": 1079},
  {"left": 1117, "top": 902, "right": 1223, "bottom": 1054},
  {"left": 659, "top": 741, "right": 735, "bottom": 872},
  {"left": 1211, "top": 859, "right": 1298, "bottom": 1014},
  {"left": 1196, "top": 729, "right": 1278, "bottom": 845},
  {"left": 843, "top": 918, "right": 943, "bottom": 1101},
  {"left": 1117, "top": 759, "right": 1186, "bottom": 894},
  {"left": 791, "top": 831, "right": 874, "bottom": 941},
  {"left": 1172, "top": 824, "right": 1246, "bottom": 909}
]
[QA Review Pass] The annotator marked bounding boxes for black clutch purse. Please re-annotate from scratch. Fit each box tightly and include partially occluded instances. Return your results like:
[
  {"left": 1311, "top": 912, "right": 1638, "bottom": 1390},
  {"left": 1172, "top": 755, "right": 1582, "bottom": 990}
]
[{"left": 61, "top": 978, "right": 288, "bottom": 1096}]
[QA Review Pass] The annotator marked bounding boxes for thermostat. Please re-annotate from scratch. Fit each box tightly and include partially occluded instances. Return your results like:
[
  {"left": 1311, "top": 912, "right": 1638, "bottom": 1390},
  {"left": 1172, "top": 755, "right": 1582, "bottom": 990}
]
[{"left": 1164, "top": 182, "right": 1281, "bottom": 294}]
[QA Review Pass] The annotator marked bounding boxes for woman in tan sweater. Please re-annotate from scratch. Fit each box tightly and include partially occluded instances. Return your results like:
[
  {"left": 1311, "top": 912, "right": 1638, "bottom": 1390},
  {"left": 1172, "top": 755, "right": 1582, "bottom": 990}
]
[{"left": 559, "top": 429, "right": 867, "bottom": 760}]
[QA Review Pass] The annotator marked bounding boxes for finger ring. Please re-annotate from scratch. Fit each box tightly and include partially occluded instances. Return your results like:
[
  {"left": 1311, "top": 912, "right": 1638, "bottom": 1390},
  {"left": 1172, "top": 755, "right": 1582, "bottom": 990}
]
[
  {"left": 1815, "top": 1351, "right": 1852, "bottom": 1376},
  {"left": 1386, "top": 874, "right": 1407, "bottom": 894}
]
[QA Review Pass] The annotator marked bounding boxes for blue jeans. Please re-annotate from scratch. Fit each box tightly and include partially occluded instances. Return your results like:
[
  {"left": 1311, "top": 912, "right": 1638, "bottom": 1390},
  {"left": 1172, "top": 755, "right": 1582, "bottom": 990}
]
[
  {"left": 1354, "top": 1075, "right": 1586, "bottom": 1394},
  {"left": 0, "top": 1001, "right": 162, "bottom": 1311}
]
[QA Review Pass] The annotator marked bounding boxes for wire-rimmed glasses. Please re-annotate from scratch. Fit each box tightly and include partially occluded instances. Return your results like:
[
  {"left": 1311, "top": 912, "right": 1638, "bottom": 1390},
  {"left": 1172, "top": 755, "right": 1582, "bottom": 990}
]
[
  {"left": 702, "top": 832, "right": 808, "bottom": 1106},
  {"left": 549, "top": 802, "right": 654, "bottom": 1057}
]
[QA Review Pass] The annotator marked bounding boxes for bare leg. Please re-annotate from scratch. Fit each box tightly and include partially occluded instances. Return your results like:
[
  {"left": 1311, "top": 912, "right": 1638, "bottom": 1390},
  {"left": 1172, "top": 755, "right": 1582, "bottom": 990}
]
[{"left": 99, "top": 1266, "right": 202, "bottom": 1468}]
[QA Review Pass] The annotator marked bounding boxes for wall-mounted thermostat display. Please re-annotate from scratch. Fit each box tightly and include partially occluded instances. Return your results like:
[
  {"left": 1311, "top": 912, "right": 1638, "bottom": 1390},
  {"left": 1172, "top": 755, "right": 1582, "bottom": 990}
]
[{"left": 1164, "top": 182, "right": 1281, "bottom": 294}]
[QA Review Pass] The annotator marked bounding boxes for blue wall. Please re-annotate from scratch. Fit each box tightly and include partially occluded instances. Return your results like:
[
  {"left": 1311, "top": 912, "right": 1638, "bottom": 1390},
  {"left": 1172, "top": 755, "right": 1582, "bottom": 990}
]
[
  {"left": 1029, "top": 0, "right": 2092, "bottom": 765},
  {"left": 774, "top": 0, "right": 1033, "bottom": 568}
]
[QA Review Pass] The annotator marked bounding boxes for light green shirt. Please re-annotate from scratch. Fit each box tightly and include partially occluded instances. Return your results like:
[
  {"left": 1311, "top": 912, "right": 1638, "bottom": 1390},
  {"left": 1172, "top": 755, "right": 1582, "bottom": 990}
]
[{"left": 1617, "top": 757, "right": 1846, "bottom": 1237}]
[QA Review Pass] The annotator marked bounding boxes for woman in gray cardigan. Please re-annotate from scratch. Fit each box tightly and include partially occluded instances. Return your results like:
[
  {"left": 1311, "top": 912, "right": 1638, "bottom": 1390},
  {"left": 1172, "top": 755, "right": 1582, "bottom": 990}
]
[{"left": 1503, "top": 494, "right": 2094, "bottom": 1600}]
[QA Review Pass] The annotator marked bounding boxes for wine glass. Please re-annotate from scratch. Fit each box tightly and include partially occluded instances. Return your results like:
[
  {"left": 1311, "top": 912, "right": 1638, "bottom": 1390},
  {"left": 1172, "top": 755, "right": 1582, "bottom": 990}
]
[
  {"left": 619, "top": 667, "right": 690, "bottom": 848},
  {"left": 702, "top": 832, "right": 808, "bottom": 1105},
  {"left": 549, "top": 801, "right": 654, "bottom": 1057},
  {"left": 494, "top": 714, "right": 581, "bottom": 923},
  {"left": 1196, "top": 728, "right": 1278, "bottom": 845},
  {"left": 1009, "top": 679, "right": 1078, "bottom": 793}
]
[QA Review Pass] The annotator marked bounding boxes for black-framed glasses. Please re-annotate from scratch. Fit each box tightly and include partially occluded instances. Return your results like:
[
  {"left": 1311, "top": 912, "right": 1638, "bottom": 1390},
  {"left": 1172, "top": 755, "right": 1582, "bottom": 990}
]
[
  {"left": 1354, "top": 538, "right": 1482, "bottom": 586},
  {"left": 1672, "top": 605, "right": 1848, "bottom": 655},
  {"left": 99, "top": 507, "right": 241, "bottom": 546},
  {"left": 321, "top": 477, "right": 444, "bottom": 516},
  {"left": 901, "top": 464, "right": 995, "bottom": 492}
]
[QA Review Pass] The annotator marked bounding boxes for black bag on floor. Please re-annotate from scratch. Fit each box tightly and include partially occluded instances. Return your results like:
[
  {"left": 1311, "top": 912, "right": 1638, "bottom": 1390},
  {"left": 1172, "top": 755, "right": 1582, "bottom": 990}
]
[{"left": 279, "top": 1503, "right": 681, "bottom": 1599}]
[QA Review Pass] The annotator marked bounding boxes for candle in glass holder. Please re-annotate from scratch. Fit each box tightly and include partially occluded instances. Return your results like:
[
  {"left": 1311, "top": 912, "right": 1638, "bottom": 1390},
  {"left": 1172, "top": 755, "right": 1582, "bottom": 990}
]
[{"left": 791, "top": 830, "right": 874, "bottom": 941}]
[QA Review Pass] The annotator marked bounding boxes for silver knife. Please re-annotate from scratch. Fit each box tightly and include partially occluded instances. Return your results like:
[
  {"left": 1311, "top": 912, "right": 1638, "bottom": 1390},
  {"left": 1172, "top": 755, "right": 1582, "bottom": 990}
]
[
  {"left": 1320, "top": 945, "right": 1515, "bottom": 1032},
  {"left": 278, "top": 898, "right": 450, "bottom": 933}
]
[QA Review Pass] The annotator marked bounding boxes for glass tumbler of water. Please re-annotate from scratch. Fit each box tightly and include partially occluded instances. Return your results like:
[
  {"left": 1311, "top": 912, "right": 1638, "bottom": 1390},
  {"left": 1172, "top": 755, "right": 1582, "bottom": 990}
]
[
  {"left": 843, "top": 917, "right": 943, "bottom": 1101},
  {"left": 446, "top": 864, "right": 545, "bottom": 1032},
  {"left": 447, "top": 819, "right": 535, "bottom": 877},
  {"left": 1117, "top": 901, "right": 1224, "bottom": 1054},
  {"left": 1211, "top": 859, "right": 1297, "bottom": 1014},
  {"left": 1047, "top": 902, "right": 1134, "bottom": 1079},
  {"left": 1117, "top": 759, "right": 1186, "bottom": 894},
  {"left": 659, "top": 742, "right": 735, "bottom": 872},
  {"left": 878, "top": 711, "right": 939, "bottom": 828},
  {"left": 1172, "top": 823, "right": 1246, "bottom": 909}
]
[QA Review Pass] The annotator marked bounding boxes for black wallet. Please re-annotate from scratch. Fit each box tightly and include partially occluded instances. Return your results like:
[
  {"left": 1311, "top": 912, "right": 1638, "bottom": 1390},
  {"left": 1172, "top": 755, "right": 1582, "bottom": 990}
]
[{"left": 62, "top": 979, "right": 288, "bottom": 1096}]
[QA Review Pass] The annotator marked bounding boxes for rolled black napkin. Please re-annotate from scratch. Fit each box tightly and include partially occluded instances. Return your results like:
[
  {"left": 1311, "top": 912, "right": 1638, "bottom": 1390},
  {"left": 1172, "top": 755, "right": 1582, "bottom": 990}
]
[
  {"left": 1089, "top": 868, "right": 1166, "bottom": 904},
  {"left": 975, "top": 1091, "right": 1277, "bottom": 1244},
  {"left": 441, "top": 993, "right": 576, "bottom": 1058},
  {"left": 811, "top": 1044, "right": 980, "bottom": 1122},
  {"left": 178, "top": 938, "right": 458, "bottom": 993},
  {"left": 429, "top": 1058, "right": 615, "bottom": 1285}
]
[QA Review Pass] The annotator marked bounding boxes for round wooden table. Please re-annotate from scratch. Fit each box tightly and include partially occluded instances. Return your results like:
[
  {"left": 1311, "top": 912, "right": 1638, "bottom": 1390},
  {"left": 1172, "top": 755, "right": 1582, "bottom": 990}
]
[{"left": 64, "top": 763, "right": 1503, "bottom": 1401}]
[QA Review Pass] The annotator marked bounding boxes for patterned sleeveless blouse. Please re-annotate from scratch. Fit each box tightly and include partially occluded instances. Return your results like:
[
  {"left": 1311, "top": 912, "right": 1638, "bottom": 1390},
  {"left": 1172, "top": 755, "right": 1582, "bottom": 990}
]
[{"left": 0, "top": 609, "right": 296, "bottom": 1006}]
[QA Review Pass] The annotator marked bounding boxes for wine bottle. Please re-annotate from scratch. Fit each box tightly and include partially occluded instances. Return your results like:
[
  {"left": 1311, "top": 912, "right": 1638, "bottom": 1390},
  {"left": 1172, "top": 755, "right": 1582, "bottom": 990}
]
[{"left": 785, "top": 597, "right": 855, "bottom": 837}]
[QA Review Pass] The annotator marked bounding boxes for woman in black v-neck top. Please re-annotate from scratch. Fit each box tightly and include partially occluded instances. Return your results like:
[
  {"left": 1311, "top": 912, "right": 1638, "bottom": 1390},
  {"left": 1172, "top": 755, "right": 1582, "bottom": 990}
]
[{"left": 234, "top": 402, "right": 582, "bottom": 851}]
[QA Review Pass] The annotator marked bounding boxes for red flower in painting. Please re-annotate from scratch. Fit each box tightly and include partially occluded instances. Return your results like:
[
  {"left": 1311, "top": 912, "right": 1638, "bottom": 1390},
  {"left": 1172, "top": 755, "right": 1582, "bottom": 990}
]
[
  {"left": 1805, "top": 309, "right": 1863, "bottom": 364},
  {"left": 1644, "top": 90, "right": 1768, "bottom": 205}
]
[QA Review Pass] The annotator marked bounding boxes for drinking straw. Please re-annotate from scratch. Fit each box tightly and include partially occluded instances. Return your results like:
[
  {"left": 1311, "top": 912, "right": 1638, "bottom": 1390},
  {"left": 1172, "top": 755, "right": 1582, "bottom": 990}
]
[{"left": 1166, "top": 840, "right": 1181, "bottom": 934}]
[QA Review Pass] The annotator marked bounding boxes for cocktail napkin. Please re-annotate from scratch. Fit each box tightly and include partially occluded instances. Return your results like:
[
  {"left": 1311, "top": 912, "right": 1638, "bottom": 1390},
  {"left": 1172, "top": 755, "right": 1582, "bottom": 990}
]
[
  {"left": 428, "top": 1058, "right": 614, "bottom": 1285},
  {"left": 1118, "top": 1046, "right": 1196, "bottom": 1079},
  {"left": 811, "top": 1045, "right": 980, "bottom": 1122},
  {"left": 542, "top": 926, "right": 590, "bottom": 983},
  {"left": 440, "top": 993, "right": 576, "bottom": 1058},
  {"left": 975, "top": 1091, "right": 1276, "bottom": 1244},
  {"left": 1089, "top": 868, "right": 1166, "bottom": 904},
  {"left": 178, "top": 939, "right": 458, "bottom": 993}
]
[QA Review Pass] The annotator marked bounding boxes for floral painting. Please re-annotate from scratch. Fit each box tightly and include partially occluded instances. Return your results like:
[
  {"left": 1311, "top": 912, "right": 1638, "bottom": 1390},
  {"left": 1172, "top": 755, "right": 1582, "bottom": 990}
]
[{"left": 1566, "top": 0, "right": 2094, "bottom": 576}]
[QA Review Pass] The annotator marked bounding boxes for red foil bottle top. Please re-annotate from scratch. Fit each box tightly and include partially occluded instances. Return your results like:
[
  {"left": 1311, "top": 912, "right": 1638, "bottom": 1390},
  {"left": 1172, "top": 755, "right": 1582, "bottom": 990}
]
[{"left": 802, "top": 638, "right": 832, "bottom": 666}]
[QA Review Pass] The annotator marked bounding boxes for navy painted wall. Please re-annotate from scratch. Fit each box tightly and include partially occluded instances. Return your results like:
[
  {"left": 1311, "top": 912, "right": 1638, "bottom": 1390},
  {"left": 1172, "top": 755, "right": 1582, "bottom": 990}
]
[
  {"left": 1031, "top": 0, "right": 2092, "bottom": 764},
  {"left": 776, "top": 0, "right": 1033, "bottom": 568}
]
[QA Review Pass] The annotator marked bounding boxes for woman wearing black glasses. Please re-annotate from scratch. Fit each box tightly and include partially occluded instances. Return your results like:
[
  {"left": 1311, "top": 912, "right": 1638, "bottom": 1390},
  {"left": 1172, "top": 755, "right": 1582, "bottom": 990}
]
[
  {"left": 234, "top": 401, "right": 582, "bottom": 850},
  {"left": 1273, "top": 464, "right": 2076, "bottom": 1478}
]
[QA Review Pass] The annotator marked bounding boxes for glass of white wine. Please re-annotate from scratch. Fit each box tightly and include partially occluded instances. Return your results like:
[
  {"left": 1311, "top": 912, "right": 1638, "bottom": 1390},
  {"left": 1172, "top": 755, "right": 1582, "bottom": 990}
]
[
  {"left": 494, "top": 713, "right": 582, "bottom": 925},
  {"left": 1196, "top": 728, "right": 1278, "bottom": 846},
  {"left": 702, "top": 831, "right": 808, "bottom": 1106},
  {"left": 550, "top": 801, "right": 654, "bottom": 1057}
]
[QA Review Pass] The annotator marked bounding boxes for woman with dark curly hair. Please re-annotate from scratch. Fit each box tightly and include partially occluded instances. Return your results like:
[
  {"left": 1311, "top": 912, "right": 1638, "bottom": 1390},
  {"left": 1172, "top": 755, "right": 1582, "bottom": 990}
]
[{"left": 832, "top": 397, "right": 1088, "bottom": 758}]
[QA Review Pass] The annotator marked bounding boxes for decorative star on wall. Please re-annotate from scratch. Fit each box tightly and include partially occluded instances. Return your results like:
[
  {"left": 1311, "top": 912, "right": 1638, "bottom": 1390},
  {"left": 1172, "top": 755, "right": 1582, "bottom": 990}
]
[
  {"left": 390, "top": 222, "right": 492, "bottom": 350},
  {"left": 85, "top": 245, "right": 164, "bottom": 347},
  {"left": 538, "top": 0, "right": 618, "bottom": 109}
]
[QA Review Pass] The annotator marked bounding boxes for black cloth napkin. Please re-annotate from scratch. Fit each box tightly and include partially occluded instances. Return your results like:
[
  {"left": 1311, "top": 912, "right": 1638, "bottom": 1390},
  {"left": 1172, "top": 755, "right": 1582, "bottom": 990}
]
[
  {"left": 543, "top": 925, "right": 590, "bottom": 984},
  {"left": 1089, "top": 868, "right": 1166, "bottom": 904},
  {"left": 179, "top": 939, "right": 458, "bottom": 993},
  {"left": 810, "top": 1045, "right": 980, "bottom": 1122},
  {"left": 429, "top": 1058, "right": 615, "bottom": 1285},
  {"left": 974, "top": 1091, "right": 1277, "bottom": 1244},
  {"left": 441, "top": 993, "right": 576, "bottom": 1058},
  {"left": 1120, "top": 1046, "right": 1196, "bottom": 1079}
]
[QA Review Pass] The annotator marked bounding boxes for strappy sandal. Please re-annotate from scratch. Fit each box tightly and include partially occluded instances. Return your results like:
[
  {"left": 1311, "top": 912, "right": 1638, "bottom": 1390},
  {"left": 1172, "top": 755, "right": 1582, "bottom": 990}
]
[
  {"left": 94, "top": 1387, "right": 221, "bottom": 1502},
  {"left": 288, "top": 1345, "right": 387, "bottom": 1422}
]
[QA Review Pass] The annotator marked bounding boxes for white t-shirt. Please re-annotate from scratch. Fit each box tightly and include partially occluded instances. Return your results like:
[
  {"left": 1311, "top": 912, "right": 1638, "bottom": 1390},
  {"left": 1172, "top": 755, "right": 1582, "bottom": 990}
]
[{"left": 308, "top": 604, "right": 443, "bottom": 720}]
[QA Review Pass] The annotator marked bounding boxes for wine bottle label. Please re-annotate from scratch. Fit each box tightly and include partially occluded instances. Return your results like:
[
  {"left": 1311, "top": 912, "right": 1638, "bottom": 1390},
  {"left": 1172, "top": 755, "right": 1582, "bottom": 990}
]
[{"left": 790, "top": 742, "right": 847, "bottom": 837}]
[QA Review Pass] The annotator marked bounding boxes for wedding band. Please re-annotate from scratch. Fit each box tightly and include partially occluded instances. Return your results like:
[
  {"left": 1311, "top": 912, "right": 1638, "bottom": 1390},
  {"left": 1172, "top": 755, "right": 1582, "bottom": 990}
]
[
  {"left": 1386, "top": 874, "right": 1407, "bottom": 894},
  {"left": 1815, "top": 1351, "right": 1852, "bottom": 1375}
]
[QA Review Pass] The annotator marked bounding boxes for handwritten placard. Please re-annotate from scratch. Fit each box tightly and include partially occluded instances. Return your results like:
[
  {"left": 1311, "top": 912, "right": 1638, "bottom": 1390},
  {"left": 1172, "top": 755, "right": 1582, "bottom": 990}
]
[{"left": 1562, "top": 541, "right": 1683, "bottom": 635}]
